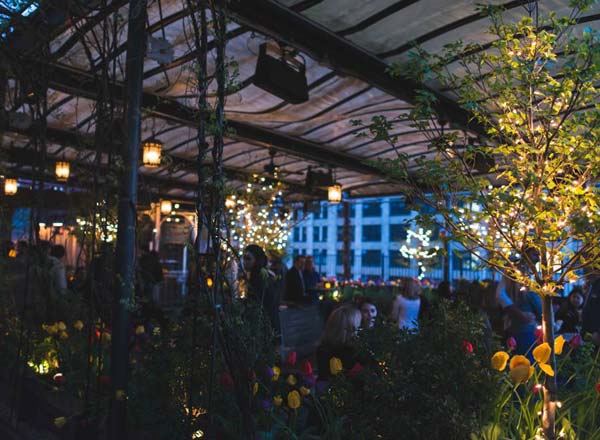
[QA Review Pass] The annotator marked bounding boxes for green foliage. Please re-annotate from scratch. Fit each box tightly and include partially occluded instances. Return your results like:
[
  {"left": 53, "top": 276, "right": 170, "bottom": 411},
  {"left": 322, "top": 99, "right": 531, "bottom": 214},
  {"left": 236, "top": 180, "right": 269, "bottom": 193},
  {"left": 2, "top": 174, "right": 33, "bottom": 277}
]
[
  {"left": 322, "top": 301, "right": 500, "bottom": 439},
  {"left": 359, "top": 3, "right": 600, "bottom": 296},
  {"left": 480, "top": 341, "right": 600, "bottom": 439}
]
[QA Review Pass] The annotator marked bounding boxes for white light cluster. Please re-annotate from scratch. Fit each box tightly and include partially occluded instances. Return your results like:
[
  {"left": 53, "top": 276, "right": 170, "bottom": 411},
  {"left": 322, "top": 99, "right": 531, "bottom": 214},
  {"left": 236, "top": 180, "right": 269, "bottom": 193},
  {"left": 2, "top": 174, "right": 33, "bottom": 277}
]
[
  {"left": 399, "top": 227, "right": 440, "bottom": 280},
  {"left": 227, "top": 179, "right": 292, "bottom": 255}
]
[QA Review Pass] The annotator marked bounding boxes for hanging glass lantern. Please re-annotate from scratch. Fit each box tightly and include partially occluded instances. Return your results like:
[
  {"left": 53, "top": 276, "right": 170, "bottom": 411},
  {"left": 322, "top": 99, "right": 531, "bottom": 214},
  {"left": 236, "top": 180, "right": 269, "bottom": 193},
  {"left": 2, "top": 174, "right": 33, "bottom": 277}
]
[
  {"left": 160, "top": 200, "right": 172, "bottom": 215},
  {"left": 142, "top": 141, "right": 162, "bottom": 167},
  {"left": 328, "top": 184, "right": 342, "bottom": 204},
  {"left": 55, "top": 161, "right": 70, "bottom": 182},
  {"left": 4, "top": 178, "right": 17, "bottom": 196}
]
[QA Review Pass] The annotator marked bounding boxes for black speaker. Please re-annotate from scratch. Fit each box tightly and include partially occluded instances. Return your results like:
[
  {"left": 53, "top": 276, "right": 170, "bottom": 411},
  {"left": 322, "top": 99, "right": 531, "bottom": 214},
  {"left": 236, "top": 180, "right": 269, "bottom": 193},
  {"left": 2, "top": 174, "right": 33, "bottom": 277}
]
[{"left": 253, "top": 44, "right": 309, "bottom": 104}]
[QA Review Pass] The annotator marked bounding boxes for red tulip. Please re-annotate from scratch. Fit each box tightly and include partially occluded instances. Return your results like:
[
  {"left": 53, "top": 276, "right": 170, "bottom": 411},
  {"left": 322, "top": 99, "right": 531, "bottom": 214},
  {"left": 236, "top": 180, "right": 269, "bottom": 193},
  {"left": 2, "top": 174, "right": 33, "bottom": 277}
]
[
  {"left": 300, "top": 360, "right": 313, "bottom": 376},
  {"left": 347, "top": 362, "right": 363, "bottom": 379},
  {"left": 53, "top": 373, "right": 66, "bottom": 385},
  {"left": 569, "top": 334, "right": 582, "bottom": 349},
  {"left": 506, "top": 336, "right": 517, "bottom": 351},
  {"left": 285, "top": 351, "right": 297, "bottom": 366},
  {"left": 462, "top": 341, "right": 474, "bottom": 354},
  {"left": 595, "top": 382, "right": 600, "bottom": 394},
  {"left": 219, "top": 372, "right": 234, "bottom": 389}
]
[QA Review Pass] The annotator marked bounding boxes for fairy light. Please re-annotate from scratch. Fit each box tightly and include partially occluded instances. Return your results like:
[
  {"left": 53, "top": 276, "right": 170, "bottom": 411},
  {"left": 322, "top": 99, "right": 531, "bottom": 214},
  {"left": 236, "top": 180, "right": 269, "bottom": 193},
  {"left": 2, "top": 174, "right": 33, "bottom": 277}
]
[
  {"left": 228, "top": 181, "right": 292, "bottom": 256},
  {"left": 399, "top": 228, "right": 440, "bottom": 280}
]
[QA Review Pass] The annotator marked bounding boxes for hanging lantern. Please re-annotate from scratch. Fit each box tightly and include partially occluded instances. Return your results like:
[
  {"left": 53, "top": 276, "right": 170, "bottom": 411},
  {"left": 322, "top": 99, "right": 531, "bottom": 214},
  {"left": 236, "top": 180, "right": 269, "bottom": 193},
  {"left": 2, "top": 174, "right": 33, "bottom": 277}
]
[
  {"left": 142, "top": 141, "right": 162, "bottom": 167},
  {"left": 160, "top": 200, "right": 172, "bottom": 215},
  {"left": 328, "top": 184, "right": 342, "bottom": 204},
  {"left": 4, "top": 178, "right": 17, "bottom": 196},
  {"left": 55, "top": 161, "right": 70, "bottom": 182}
]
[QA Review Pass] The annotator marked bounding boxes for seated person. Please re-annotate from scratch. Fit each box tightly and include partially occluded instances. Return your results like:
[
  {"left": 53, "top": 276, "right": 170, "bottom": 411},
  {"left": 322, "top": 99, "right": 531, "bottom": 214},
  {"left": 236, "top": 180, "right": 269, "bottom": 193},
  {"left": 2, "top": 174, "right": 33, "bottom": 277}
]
[
  {"left": 356, "top": 297, "right": 377, "bottom": 329},
  {"left": 556, "top": 288, "right": 584, "bottom": 333},
  {"left": 316, "top": 304, "right": 361, "bottom": 380}
]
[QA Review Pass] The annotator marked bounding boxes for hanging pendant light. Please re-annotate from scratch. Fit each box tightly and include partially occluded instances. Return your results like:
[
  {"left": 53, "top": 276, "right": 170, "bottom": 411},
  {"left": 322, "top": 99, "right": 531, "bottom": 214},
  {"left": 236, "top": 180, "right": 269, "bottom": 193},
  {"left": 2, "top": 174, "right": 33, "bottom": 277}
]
[
  {"left": 142, "top": 140, "right": 162, "bottom": 167},
  {"left": 328, "top": 183, "right": 342, "bottom": 204},
  {"left": 160, "top": 200, "right": 172, "bottom": 215},
  {"left": 55, "top": 161, "right": 70, "bottom": 182},
  {"left": 4, "top": 178, "right": 17, "bottom": 196}
]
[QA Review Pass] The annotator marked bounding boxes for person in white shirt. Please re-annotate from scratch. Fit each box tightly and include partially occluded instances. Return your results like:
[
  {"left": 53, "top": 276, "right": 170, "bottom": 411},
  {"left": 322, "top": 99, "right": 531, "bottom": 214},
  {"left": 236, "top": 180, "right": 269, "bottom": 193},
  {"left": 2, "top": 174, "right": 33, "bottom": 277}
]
[
  {"left": 48, "top": 244, "right": 68, "bottom": 294},
  {"left": 392, "top": 278, "right": 421, "bottom": 331}
]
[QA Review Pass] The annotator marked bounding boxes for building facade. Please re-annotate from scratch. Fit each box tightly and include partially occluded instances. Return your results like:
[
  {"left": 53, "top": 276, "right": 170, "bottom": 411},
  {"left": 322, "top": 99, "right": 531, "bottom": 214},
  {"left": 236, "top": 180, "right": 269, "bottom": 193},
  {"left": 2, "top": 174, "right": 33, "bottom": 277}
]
[{"left": 287, "top": 196, "right": 494, "bottom": 283}]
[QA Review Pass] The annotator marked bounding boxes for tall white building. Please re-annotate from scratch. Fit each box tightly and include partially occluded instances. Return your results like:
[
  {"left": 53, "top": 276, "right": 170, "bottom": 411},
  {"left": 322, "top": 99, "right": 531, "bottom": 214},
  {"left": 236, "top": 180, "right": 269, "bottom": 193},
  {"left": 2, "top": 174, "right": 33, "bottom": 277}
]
[{"left": 287, "top": 196, "right": 493, "bottom": 282}]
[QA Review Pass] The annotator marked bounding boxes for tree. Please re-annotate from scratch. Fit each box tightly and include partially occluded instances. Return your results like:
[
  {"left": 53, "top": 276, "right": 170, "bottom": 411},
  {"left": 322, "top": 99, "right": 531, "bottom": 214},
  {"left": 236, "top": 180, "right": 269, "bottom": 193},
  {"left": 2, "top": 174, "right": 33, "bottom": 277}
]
[
  {"left": 356, "top": 2, "right": 600, "bottom": 438},
  {"left": 226, "top": 178, "right": 292, "bottom": 258}
]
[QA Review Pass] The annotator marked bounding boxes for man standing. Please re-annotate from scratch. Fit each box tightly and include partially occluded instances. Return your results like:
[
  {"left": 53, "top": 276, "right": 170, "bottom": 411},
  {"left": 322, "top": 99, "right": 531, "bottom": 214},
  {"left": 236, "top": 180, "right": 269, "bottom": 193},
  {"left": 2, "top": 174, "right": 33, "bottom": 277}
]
[{"left": 284, "top": 255, "right": 306, "bottom": 303}]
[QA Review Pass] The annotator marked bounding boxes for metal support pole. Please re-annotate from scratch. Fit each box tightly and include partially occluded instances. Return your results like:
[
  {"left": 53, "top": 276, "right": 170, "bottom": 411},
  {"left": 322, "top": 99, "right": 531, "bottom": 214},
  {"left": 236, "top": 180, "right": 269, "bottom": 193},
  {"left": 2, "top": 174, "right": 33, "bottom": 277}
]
[
  {"left": 342, "top": 201, "right": 351, "bottom": 279},
  {"left": 109, "top": 0, "right": 147, "bottom": 438}
]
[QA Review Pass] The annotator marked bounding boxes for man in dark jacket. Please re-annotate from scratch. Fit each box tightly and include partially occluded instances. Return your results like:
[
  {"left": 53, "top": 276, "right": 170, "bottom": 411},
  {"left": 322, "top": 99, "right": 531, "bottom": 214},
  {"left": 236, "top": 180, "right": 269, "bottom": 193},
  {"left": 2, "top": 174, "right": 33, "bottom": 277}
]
[{"left": 284, "top": 255, "right": 306, "bottom": 303}]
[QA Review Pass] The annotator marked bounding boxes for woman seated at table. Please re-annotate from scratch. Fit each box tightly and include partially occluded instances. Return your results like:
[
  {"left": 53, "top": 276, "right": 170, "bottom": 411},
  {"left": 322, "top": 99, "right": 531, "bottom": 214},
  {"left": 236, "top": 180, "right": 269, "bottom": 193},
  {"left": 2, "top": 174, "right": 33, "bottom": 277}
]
[{"left": 316, "top": 304, "right": 362, "bottom": 380}]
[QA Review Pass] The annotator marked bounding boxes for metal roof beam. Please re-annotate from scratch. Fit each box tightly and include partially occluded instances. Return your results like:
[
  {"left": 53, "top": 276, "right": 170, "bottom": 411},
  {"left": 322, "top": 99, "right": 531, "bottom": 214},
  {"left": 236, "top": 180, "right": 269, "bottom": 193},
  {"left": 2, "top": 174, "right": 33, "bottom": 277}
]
[
  {"left": 226, "top": 0, "right": 487, "bottom": 138},
  {"left": 44, "top": 63, "right": 387, "bottom": 178}
]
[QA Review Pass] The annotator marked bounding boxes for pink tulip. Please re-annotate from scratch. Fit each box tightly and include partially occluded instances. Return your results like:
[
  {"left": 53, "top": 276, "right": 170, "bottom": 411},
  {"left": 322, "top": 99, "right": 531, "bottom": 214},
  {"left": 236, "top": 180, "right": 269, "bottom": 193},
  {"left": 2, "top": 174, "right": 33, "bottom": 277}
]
[
  {"left": 506, "top": 337, "right": 517, "bottom": 351},
  {"left": 569, "top": 334, "right": 582, "bottom": 349},
  {"left": 462, "top": 341, "right": 474, "bottom": 354}
]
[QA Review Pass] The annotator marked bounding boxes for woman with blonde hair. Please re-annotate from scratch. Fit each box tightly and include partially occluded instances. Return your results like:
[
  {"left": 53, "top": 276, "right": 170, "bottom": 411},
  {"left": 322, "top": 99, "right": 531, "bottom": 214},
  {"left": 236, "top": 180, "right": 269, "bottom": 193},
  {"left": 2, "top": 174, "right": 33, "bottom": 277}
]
[
  {"left": 316, "top": 304, "right": 362, "bottom": 380},
  {"left": 392, "top": 278, "right": 422, "bottom": 331}
]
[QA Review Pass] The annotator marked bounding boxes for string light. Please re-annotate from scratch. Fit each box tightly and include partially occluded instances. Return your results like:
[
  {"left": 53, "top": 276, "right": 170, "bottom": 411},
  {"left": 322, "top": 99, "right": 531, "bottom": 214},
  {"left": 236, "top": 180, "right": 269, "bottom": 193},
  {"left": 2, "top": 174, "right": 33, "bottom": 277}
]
[
  {"left": 228, "top": 181, "right": 291, "bottom": 256},
  {"left": 399, "top": 228, "right": 440, "bottom": 280}
]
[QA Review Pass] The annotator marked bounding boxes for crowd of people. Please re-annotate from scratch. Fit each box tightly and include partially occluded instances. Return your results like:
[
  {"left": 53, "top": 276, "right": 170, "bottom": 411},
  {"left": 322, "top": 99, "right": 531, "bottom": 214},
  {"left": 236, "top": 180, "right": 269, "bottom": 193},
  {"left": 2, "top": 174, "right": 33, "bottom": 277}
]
[{"left": 3, "top": 239, "right": 598, "bottom": 380}]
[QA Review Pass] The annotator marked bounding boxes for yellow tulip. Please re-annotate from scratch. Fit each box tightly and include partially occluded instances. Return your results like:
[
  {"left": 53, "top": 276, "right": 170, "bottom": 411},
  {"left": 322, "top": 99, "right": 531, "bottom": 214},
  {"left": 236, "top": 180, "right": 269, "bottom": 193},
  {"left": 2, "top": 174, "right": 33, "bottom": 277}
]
[
  {"left": 59, "top": 331, "right": 69, "bottom": 340},
  {"left": 300, "top": 386, "right": 311, "bottom": 396},
  {"left": 538, "top": 363, "right": 555, "bottom": 376},
  {"left": 135, "top": 325, "right": 145, "bottom": 335},
  {"left": 253, "top": 382, "right": 259, "bottom": 396},
  {"left": 491, "top": 351, "right": 510, "bottom": 371},
  {"left": 509, "top": 364, "right": 534, "bottom": 384},
  {"left": 286, "top": 374, "right": 297, "bottom": 386},
  {"left": 54, "top": 416, "right": 67, "bottom": 428},
  {"left": 554, "top": 335, "right": 565, "bottom": 355},
  {"left": 273, "top": 395, "right": 282, "bottom": 406},
  {"left": 287, "top": 390, "right": 301, "bottom": 409},
  {"left": 272, "top": 366, "right": 280, "bottom": 381},
  {"left": 330, "top": 357, "right": 343, "bottom": 376},
  {"left": 44, "top": 324, "right": 58, "bottom": 335},
  {"left": 533, "top": 343, "right": 551, "bottom": 365},
  {"left": 509, "top": 355, "right": 530, "bottom": 371},
  {"left": 57, "top": 321, "right": 67, "bottom": 332},
  {"left": 73, "top": 320, "right": 84, "bottom": 331},
  {"left": 115, "top": 389, "right": 127, "bottom": 401}
]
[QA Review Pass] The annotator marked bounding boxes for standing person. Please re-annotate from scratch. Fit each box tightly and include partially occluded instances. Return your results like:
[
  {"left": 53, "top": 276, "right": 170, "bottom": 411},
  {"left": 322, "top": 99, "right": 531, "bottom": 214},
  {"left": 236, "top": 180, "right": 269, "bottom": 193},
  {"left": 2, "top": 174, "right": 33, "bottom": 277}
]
[
  {"left": 583, "top": 277, "right": 600, "bottom": 348},
  {"left": 138, "top": 250, "right": 164, "bottom": 304},
  {"left": 284, "top": 255, "right": 306, "bottom": 304},
  {"left": 48, "top": 244, "right": 68, "bottom": 294},
  {"left": 242, "top": 244, "right": 277, "bottom": 327},
  {"left": 497, "top": 276, "right": 542, "bottom": 357},
  {"left": 303, "top": 256, "right": 320, "bottom": 303},
  {"left": 392, "top": 278, "right": 422, "bottom": 331}
]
